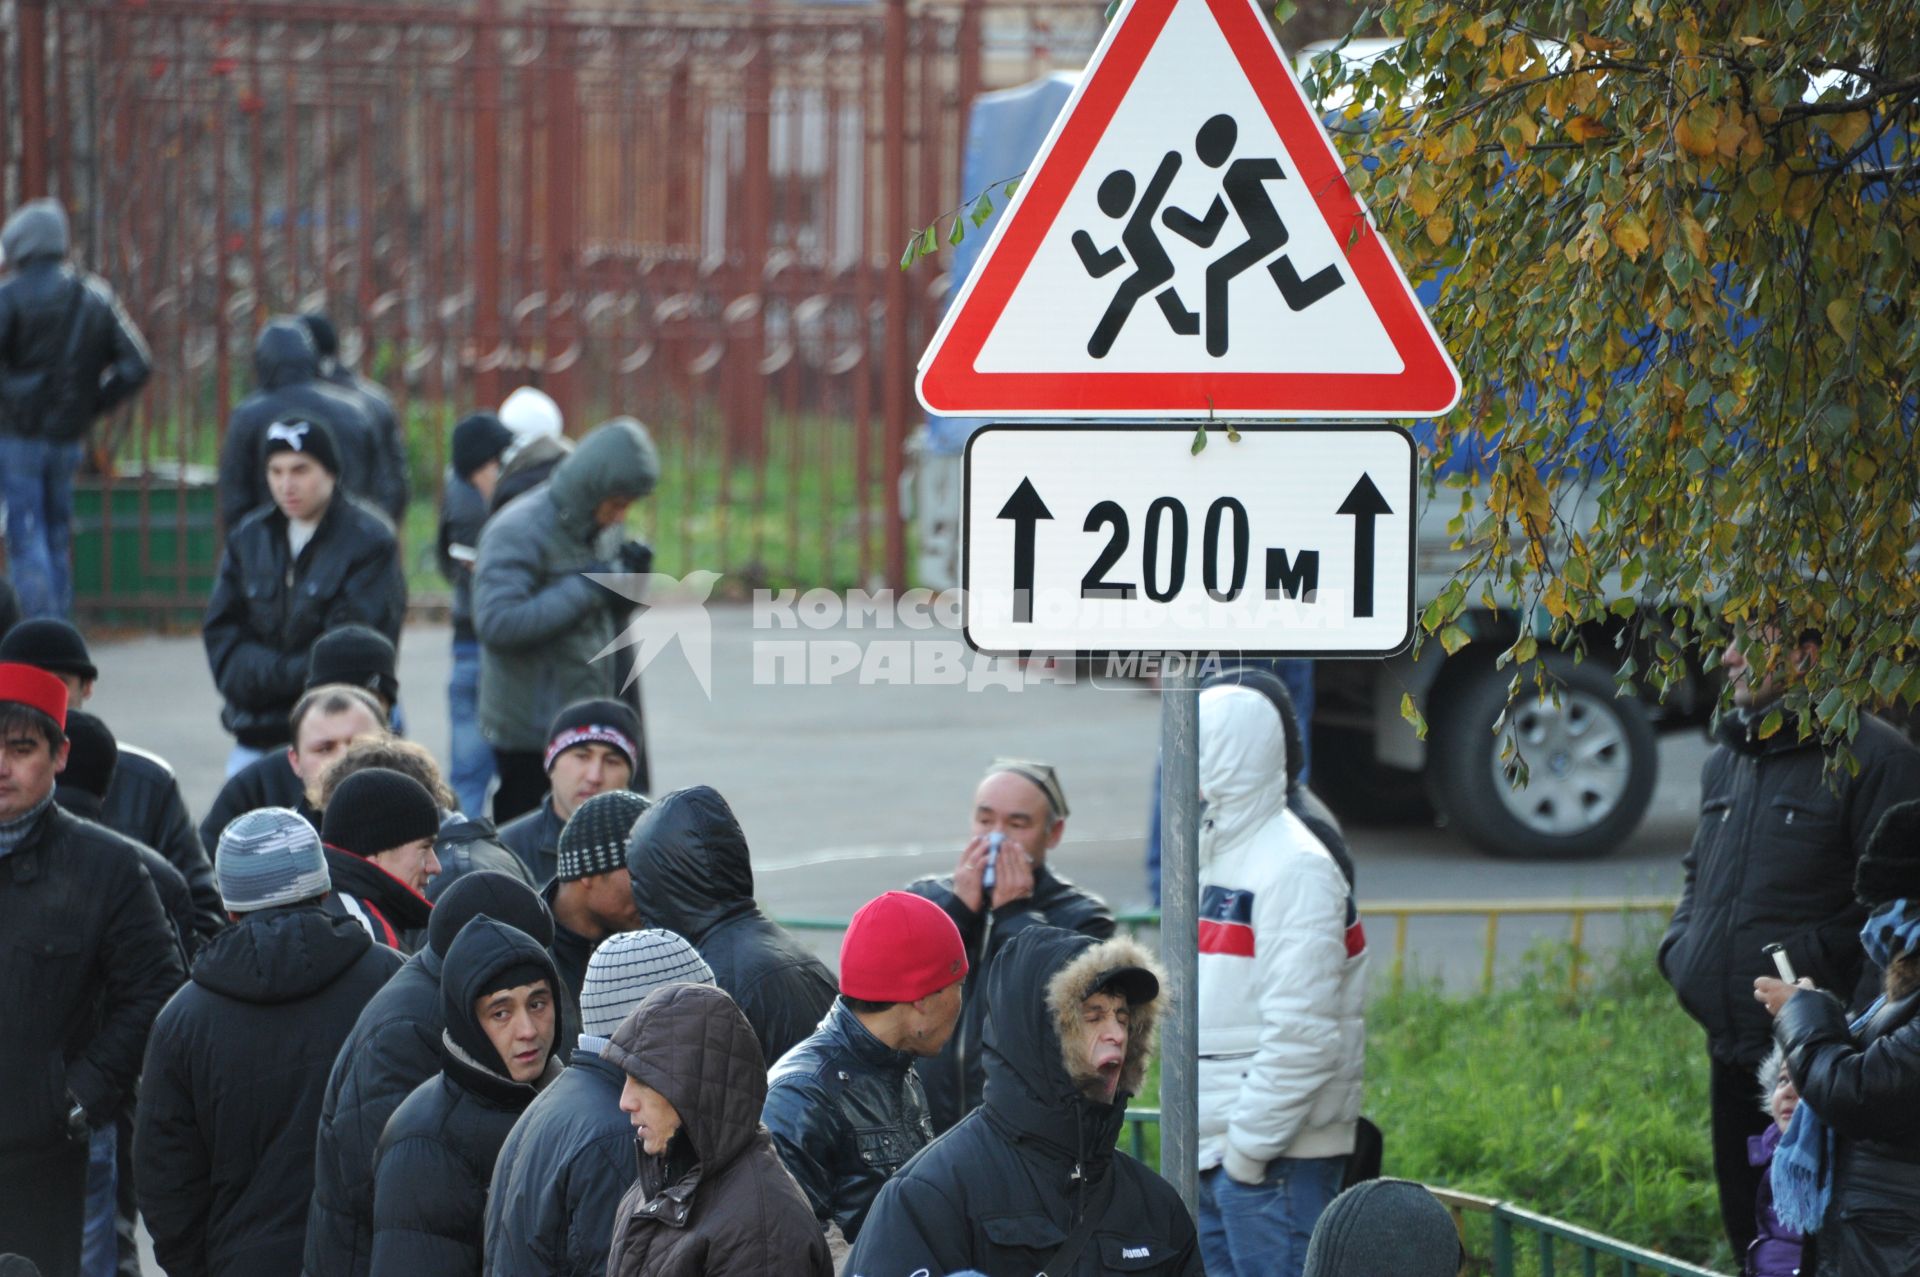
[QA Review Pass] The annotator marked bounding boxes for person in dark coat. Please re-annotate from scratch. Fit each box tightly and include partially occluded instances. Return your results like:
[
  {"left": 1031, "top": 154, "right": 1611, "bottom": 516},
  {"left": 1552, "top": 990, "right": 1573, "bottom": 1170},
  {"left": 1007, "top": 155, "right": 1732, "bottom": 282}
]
[
  {"left": 484, "top": 928, "right": 714, "bottom": 1277},
  {"left": 905, "top": 760, "right": 1116, "bottom": 1132},
  {"left": 215, "top": 318, "right": 386, "bottom": 531},
  {"left": 200, "top": 631, "right": 399, "bottom": 850},
  {"left": 203, "top": 419, "right": 405, "bottom": 771},
  {"left": 0, "top": 664, "right": 182, "bottom": 1277},
  {"left": 134, "top": 808, "right": 401, "bottom": 1276},
  {"left": 845, "top": 927, "right": 1203, "bottom": 1276},
  {"left": 764, "top": 891, "right": 966, "bottom": 1251},
  {"left": 318, "top": 768, "right": 438, "bottom": 951},
  {"left": 0, "top": 198, "right": 150, "bottom": 621},
  {"left": 544, "top": 789, "right": 650, "bottom": 1027},
  {"left": 497, "top": 699, "right": 642, "bottom": 884},
  {"left": 603, "top": 982, "right": 832, "bottom": 1277},
  {"left": 304, "top": 871, "right": 553, "bottom": 1277},
  {"left": 370, "top": 916, "right": 563, "bottom": 1276},
  {"left": 439, "top": 412, "right": 516, "bottom": 819},
  {"left": 1758, "top": 799, "right": 1920, "bottom": 1277},
  {"left": 299, "top": 313, "right": 408, "bottom": 523},
  {"left": 1, "top": 617, "right": 223, "bottom": 943},
  {"left": 625, "top": 785, "right": 839, "bottom": 1065},
  {"left": 1660, "top": 631, "right": 1920, "bottom": 1257}
]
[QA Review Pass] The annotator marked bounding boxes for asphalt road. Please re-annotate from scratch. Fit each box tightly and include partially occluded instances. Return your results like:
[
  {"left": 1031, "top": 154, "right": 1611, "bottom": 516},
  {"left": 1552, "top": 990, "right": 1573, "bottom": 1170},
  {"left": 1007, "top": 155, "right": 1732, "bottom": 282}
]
[{"left": 93, "top": 605, "right": 1706, "bottom": 989}]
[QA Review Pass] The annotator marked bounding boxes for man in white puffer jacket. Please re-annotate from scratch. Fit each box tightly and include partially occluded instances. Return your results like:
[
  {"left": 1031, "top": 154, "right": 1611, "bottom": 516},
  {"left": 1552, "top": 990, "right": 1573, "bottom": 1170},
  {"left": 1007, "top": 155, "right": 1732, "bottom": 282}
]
[{"left": 1195, "top": 683, "right": 1369, "bottom": 1277}]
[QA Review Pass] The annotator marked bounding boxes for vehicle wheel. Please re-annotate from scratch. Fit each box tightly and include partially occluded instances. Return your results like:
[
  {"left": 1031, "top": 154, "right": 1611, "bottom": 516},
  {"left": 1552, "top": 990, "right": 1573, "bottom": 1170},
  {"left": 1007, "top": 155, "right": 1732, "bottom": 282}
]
[
  {"left": 1309, "top": 722, "right": 1435, "bottom": 827},
  {"left": 1431, "top": 652, "right": 1656, "bottom": 859}
]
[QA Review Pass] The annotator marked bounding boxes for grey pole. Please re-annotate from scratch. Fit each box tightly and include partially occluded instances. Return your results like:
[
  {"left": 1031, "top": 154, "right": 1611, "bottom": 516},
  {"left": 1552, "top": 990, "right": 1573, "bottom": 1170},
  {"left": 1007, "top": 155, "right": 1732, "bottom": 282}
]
[{"left": 1158, "top": 663, "right": 1200, "bottom": 1210}]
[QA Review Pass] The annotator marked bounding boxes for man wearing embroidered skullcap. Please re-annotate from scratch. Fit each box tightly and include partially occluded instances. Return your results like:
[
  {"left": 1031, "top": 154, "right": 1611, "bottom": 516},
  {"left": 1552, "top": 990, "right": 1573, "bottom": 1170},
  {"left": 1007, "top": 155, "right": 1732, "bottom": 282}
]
[
  {"left": 496, "top": 698, "right": 644, "bottom": 884},
  {"left": 0, "top": 662, "right": 182, "bottom": 1276},
  {"left": 203, "top": 414, "right": 405, "bottom": 777},
  {"left": 134, "top": 808, "right": 402, "bottom": 1276}
]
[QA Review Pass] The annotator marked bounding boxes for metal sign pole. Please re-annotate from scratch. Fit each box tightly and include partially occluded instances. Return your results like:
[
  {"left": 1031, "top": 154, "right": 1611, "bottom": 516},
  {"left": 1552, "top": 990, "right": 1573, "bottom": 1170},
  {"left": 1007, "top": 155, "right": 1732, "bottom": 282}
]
[{"left": 1158, "top": 664, "right": 1200, "bottom": 1210}]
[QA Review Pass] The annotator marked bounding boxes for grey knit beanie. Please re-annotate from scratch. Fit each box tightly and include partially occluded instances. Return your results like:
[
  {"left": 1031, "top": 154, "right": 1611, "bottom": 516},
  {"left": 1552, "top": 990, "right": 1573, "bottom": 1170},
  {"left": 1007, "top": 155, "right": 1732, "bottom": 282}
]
[
  {"left": 558, "top": 790, "right": 650, "bottom": 883},
  {"left": 578, "top": 929, "right": 713, "bottom": 1037},
  {"left": 218, "top": 807, "right": 331, "bottom": 913},
  {"left": 1302, "top": 1179, "right": 1464, "bottom": 1277}
]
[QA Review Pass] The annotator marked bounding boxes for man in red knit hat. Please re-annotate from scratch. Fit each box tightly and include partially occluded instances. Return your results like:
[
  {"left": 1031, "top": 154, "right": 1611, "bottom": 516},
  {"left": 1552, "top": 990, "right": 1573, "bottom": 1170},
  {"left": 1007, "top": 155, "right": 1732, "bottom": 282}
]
[{"left": 763, "top": 890, "right": 967, "bottom": 1257}]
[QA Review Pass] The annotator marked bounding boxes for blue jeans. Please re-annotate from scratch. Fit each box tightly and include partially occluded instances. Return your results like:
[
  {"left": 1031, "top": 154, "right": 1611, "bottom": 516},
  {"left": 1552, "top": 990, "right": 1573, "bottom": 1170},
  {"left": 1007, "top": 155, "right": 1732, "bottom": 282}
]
[
  {"left": 448, "top": 638, "right": 494, "bottom": 818},
  {"left": 81, "top": 1122, "right": 117, "bottom": 1277},
  {"left": 1197, "top": 1155, "right": 1347, "bottom": 1277},
  {"left": 0, "top": 435, "right": 86, "bottom": 618}
]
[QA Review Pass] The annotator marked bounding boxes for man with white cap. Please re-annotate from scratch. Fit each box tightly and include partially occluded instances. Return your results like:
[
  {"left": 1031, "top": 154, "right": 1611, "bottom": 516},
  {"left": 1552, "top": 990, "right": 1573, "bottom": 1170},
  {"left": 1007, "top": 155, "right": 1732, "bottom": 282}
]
[
  {"left": 0, "top": 662, "right": 180, "bottom": 1276},
  {"left": 765, "top": 890, "right": 967, "bottom": 1253},
  {"left": 483, "top": 928, "right": 714, "bottom": 1277},
  {"left": 490, "top": 385, "right": 571, "bottom": 514},
  {"left": 134, "top": 808, "right": 402, "bottom": 1276}
]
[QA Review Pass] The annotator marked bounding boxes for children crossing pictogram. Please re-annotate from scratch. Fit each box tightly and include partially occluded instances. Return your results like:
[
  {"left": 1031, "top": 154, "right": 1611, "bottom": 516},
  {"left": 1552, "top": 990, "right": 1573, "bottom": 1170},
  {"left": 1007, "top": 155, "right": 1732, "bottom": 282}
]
[{"left": 1071, "top": 155, "right": 1202, "bottom": 357}]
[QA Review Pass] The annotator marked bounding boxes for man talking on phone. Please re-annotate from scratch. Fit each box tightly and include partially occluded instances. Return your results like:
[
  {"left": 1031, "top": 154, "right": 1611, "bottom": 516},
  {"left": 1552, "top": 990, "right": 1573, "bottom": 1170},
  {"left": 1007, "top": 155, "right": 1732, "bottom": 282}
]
[
  {"left": 904, "top": 760, "right": 1116, "bottom": 1132},
  {"left": 1657, "top": 625, "right": 1920, "bottom": 1259}
]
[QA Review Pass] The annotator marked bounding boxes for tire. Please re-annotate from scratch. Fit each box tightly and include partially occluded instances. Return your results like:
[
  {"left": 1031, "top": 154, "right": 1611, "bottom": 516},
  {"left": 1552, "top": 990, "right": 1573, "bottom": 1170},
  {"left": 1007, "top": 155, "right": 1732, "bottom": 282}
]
[{"left": 1430, "top": 652, "right": 1657, "bottom": 859}]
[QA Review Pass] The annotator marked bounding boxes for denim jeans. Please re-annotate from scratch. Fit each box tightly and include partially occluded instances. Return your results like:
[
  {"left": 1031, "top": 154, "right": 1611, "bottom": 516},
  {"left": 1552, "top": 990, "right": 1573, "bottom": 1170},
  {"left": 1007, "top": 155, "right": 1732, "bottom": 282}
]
[
  {"left": 81, "top": 1122, "right": 118, "bottom": 1277},
  {"left": 1197, "top": 1155, "right": 1347, "bottom": 1277},
  {"left": 0, "top": 435, "right": 86, "bottom": 618},
  {"left": 448, "top": 638, "right": 494, "bottom": 817}
]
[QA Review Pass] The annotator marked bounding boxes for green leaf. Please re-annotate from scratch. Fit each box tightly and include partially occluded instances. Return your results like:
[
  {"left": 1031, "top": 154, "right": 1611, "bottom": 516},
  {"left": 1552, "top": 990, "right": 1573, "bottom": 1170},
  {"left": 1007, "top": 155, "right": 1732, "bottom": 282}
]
[
  {"left": 920, "top": 225, "right": 938, "bottom": 258},
  {"left": 899, "top": 237, "right": 919, "bottom": 271},
  {"left": 970, "top": 191, "right": 995, "bottom": 228},
  {"left": 948, "top": 217, "right": 966, "bottom": 247},
  {"left": 1191, "top": 427, "right": 1208, "bottom": 455},
  {"left": 1757, "top": 708, "right": 1784, "bottom": 739},
  {"left": 1272, "top": 0, "right": 1298, "bottom": 23},
  {"left": 1439, "top": 624, "right": 1471, "bottom": 655},
  {"left": 1003, "top": 177, "right": 1021, "bottom": 199},
  {"left": 1400, "top": 692, "right": 1429, "bottom": 740}
]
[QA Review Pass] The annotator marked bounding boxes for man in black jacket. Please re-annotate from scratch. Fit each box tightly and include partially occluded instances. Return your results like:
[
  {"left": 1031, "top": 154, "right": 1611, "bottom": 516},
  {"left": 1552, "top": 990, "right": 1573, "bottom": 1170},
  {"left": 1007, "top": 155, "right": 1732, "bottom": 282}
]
[
  {"left": 845, "top": 926, "right": 1202, "bottom": 1276},
  {"left": 764, "top": 891, "right": 966, "bottom": 1251},
  {"left": 0, "top": 199, "right": 151, "bottom": 621},
  {"left": 545, "top": 789, "right": 650, "bottom": 1028},
  {"left": 0, "top": 617, "right": 222, "bottom": 943},
  {"left": 498, "top": 699, "right": 642, "bottom": 884},
  {"left": 483, "top": 927, "right": 714, "bottom": 1277},
  {"left": 625, "top": 785, "right": 838, "bottom": 1064},
  {"left": 305, "top": 871, "right": 553, "bottom": 1277},
  {"left": 906, "top": 760, "right": 1116, "bottom": 1131},
  {"left": 203, "top": 418, "right": 404, "bottom": 774},
  {"left": 0, "top": 663, "right": 182, "bottom": 1276},
  {"left": 1658, "top": 630, "right": 1920, "bottom": 1257},
  {"left": 134, "top": 807, "right": 401, "bottom": 1276},
  {"left": 301, "top": 312, "right": 409, "bottom": 523},
  {"left": 201, "top": 629, "right": 398, "bottom": 848},
  {"left": 216, "top": 318, "right": 391, "bottom": 530}
]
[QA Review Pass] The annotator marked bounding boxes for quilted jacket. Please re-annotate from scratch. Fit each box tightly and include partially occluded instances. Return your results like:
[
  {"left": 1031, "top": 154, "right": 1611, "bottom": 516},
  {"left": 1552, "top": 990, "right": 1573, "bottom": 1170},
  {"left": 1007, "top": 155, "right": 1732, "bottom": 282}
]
[{"left": 603, "top": 983, "right": 831, "bottom": 1277}]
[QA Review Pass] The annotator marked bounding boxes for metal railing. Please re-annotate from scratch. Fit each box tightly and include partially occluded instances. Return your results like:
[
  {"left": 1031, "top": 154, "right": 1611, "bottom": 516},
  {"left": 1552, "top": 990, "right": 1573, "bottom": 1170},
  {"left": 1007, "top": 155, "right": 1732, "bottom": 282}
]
[
  {"left": 780, "top": 898, "right": 1681, "bottom": 998},
  {"left": 1430, "top": 1188, "right": 1729, "bottom": 1277}
]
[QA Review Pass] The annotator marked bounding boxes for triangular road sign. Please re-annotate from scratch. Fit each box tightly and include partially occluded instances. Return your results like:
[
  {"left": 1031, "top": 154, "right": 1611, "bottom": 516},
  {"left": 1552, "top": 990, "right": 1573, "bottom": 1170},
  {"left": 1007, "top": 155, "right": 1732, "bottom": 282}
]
[{"left": 917, "top": 0, "right": 1460, "bottom": 419}]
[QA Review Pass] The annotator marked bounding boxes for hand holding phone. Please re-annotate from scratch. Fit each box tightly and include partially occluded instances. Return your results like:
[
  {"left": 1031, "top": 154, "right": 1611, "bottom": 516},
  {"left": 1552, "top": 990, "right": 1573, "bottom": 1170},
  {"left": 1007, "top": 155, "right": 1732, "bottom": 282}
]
[{"left": 1764, "top": 943, "right": 1797, "bottom": 985}]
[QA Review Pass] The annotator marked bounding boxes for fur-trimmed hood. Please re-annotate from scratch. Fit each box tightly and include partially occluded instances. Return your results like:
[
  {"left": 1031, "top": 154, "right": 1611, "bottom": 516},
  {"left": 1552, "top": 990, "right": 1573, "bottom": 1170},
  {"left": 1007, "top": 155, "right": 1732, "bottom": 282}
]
[{"left": 981, "top": 926, "right": 1166, "bottom": 1179}]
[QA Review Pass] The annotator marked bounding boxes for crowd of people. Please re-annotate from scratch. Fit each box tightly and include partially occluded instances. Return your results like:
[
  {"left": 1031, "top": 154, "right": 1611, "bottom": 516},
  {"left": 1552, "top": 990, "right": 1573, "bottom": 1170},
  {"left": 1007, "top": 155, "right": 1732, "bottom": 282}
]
[{"left": 7, "top": 190, "right": 1920, "bottom": 1277}]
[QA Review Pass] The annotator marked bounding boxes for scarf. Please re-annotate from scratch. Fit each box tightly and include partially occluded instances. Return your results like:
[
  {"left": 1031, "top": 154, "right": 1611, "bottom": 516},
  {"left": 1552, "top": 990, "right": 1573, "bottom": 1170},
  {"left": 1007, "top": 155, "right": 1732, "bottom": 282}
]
[
  {"left": 1770, "top": 898, "right": 1920, "bottom": 1232},
  {"left": 0, "top": 792, "right": 53, "bottom": 859}
]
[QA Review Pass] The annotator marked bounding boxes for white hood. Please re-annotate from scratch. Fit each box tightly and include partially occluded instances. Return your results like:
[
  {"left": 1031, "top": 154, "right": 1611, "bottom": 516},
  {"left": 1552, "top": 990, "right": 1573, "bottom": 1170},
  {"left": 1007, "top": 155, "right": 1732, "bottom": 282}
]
[
  {"left": 498, "top": 386, "right": 563, "bottom": 462},
  {"left": 1198, "top": 685, "right": 1292, "bottom": 864}
]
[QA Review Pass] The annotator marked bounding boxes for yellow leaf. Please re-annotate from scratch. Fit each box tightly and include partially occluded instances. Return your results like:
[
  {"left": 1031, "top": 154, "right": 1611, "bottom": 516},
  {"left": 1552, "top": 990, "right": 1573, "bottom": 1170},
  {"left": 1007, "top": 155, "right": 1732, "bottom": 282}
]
[
  {"left": 1543, "top": 578, "right": 1568, "bottom": 620},
  {"left": 1716, "top": 117, "right": 1748, "bottom": 157},
  {"left": 1408, "top": 179, "right": 1441, "bottom": 218},
  {"left": 1465, "top": 17, "right": 1487, "bottom": 47},
  {"left": 1565, "top": 115, "right": 1608, "bottom": 143},
  {"left": 1737, "top": 34, "right": 1769, "bottom": 47},
  {"left": 1826, "top": 298, "right": 1855, "bottom": 339},
  {"left": 1678, "top": 106, "right": 1720, "bottom": 157},
  {"left": 1425, "top": 212, "right": 1455, "bottom": 246},
  {"left": 1824, "top": 111, "right": 1870, "bottom": 153},
  {"left": 1610, "top": 213, "right": 1652, "bottom": 259},
  {"left": 1680, "top": 213, "right": 1708, "bottom": 259}
]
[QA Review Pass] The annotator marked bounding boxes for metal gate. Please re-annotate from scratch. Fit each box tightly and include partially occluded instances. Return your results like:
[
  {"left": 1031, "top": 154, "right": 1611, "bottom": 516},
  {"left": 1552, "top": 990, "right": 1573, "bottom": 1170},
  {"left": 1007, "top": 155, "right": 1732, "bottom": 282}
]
[{"left": 1, "top": 0, "right": 1105, "bottom": 616}]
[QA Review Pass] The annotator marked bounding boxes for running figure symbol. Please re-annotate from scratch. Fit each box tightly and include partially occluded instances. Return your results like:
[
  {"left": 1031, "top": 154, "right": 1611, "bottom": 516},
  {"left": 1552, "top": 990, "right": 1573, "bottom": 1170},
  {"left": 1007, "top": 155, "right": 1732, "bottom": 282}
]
[
  {"left": 1070, "top": 153, "right": 1201, "bottom": 359},
  {"left": 1161, "top": 113, "right": 1346, "bottom": 356}
]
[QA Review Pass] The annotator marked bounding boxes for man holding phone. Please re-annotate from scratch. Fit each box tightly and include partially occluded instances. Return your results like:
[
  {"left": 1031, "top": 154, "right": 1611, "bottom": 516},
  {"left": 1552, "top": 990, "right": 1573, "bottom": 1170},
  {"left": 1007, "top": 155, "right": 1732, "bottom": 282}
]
[{"left": 1657, "top": 628, "right": 1920, "bottom": 1258}]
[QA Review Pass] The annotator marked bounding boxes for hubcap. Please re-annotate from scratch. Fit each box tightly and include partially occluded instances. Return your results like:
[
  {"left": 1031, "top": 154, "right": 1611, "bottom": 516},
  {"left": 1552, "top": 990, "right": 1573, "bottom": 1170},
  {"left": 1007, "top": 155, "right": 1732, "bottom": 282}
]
[{"left": 1489, "top": 687, "right": 1631, "bottom": 837}]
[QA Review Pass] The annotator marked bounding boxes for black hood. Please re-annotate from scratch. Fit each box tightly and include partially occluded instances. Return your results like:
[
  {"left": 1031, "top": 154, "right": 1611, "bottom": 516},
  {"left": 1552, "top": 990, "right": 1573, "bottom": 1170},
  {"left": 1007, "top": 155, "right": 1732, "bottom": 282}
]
[
  {"left": 625, "top": 786, "right": 756, "bottom": 944},
  {"left": 253, "top": 317, "right": 321, "bottom": 391},
  {"left": 192, "top": 907, "right": 374, "bottom": 1006},
  {"left": 439, "top": 915, "right": 564, "bottom": 1102},
  {"left": 980, "top": 927, "right": 1163, "bottom": 1181}
]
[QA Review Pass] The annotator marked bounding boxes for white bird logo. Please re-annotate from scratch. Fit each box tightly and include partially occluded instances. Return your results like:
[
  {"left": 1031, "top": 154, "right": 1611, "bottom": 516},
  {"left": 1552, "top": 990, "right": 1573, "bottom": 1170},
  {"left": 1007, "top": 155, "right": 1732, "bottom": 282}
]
[
  {"left": 586, "top": 570, "right": 724, "bottom": 699},
  {"left": 265, "top": 420, "right": 312, "bottom": 450}
]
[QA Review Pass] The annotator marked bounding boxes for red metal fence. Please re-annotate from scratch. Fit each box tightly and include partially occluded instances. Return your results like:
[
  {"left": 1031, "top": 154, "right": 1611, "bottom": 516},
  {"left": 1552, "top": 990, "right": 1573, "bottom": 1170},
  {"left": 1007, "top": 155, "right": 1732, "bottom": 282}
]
[{"left": 1, "top": 0, "right": 1104, "bottom": 617}]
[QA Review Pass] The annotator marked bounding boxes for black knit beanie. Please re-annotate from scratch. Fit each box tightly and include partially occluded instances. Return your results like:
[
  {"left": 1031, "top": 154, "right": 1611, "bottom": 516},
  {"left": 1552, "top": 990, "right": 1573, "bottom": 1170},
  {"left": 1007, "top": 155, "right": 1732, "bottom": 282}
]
[
  {"left": 322, "top": 767, "right": 440, "bottom": 858},
  {"left": 57, "top": 709, "right": 117, "bottom": 800},
  {"left": 558, "top": 790, "right": 652, "bottom": 882},
  {"left": 1301, "top": 1179, "right": 1464, "bottom": 1277},
  {"left": 1857, "top": 799, "right": 1920, "bottom": 908},
  {"left": 452, "top": 412, "right": 516, "bottom": 480},
  {"left": 0, "top": 617, "right": 98, "bottom": 681},
  {"left": 544, "top": 699, "right": 641, "bottom": 774},
  {"left": 307, "top": 624, "right": 400, "bottom": 705},
  {"left": 262, "top": 417, "right": 341, "bottom": 478},
  {"left": 429, "top": 870, "right": 556, "bottom": 958}
]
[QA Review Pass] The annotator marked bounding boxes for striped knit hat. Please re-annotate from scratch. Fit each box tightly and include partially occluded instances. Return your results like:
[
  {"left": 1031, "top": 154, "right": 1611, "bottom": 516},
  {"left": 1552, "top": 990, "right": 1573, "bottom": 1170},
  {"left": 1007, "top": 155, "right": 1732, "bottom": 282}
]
[
  {"left": 558, "top": 790, "right": 651, "bottom": 883},
  {"left": 218, "top": 807, "right": 331, "bottom": 913},
  {"left": 579, "top": 929, "right": 713, "bottom": 1037}
]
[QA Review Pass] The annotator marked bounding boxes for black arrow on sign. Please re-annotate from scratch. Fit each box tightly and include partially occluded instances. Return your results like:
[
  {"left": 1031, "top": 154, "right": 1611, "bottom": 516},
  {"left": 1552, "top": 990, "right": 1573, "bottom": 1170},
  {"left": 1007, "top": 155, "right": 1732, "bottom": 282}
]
[
  {"left": 1336, "top": 472, "right": 1392, "bottom": 619},
  {"left": 997, "top": 477, "right": 1053, "bottom": 623}
]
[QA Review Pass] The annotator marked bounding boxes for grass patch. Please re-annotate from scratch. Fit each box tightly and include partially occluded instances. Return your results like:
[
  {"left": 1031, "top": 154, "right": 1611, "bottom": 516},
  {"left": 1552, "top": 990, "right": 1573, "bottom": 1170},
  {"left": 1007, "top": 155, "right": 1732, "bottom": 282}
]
[{"left": 1143, "top": 930, "right": 1732, "bottom": 1273}]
